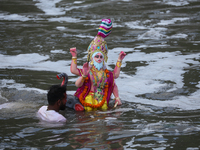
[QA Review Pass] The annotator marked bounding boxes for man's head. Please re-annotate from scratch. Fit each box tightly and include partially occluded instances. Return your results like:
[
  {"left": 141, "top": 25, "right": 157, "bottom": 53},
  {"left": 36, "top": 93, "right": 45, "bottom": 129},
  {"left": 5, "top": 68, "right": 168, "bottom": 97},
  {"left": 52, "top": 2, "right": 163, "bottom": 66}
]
[{"left": 47, "top": 85, "right": 67, "bottom": 110}]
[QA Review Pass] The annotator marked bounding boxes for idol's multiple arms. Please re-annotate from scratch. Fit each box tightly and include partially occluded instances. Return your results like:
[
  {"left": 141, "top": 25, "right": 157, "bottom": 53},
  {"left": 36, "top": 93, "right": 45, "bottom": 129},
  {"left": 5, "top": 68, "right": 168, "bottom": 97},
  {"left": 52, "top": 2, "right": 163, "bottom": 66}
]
[
  {"left": 113, "top": 51, "right": 126, "bottom": 79},
  {"left": 112, "top": 51, "right": 126, "bottom": 105},
  {"left": 112, "top": 83, "right": 122, "bottom": 105},
  {"left": 70, "top": 47, "right": 90, "bottom": 88},
  {"left": 70, "top": 47, "right": 80, "bottom": 76},
  {"left": 69, "top": 47, "right": 126, "bottom": 106},
  {"left": 75, "top": 62, "right": 89, "bottom": 87}
]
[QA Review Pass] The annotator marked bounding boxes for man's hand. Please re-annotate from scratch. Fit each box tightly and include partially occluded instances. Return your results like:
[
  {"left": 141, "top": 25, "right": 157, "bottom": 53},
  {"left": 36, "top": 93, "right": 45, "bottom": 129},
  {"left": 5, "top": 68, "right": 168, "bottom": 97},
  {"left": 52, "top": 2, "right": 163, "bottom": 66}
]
[{"left": 70, "top": 47, "right": 77, "bottom": 57}]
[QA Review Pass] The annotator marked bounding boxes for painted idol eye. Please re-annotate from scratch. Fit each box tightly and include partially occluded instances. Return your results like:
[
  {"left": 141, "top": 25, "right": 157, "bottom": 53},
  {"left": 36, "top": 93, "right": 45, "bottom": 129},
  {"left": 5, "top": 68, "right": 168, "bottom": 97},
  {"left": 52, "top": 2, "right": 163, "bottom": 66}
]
[{"left": 95, "top": 55, "right": 103, "bottom": 59}]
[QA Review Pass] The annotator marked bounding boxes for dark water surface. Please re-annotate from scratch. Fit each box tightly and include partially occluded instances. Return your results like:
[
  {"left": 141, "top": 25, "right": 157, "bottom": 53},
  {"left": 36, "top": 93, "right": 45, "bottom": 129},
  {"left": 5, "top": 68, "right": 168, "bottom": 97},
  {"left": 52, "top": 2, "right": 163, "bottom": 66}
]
[{"left": 0, "top": 0, "right": 200, "bottom": 149}]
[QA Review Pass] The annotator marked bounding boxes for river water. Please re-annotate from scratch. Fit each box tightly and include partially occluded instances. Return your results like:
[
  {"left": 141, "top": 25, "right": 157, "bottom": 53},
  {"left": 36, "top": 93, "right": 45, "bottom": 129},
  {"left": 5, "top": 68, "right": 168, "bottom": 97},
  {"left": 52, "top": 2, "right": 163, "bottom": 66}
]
[{"left": 0, "top": 0, "right": 200, "bottom": 149}]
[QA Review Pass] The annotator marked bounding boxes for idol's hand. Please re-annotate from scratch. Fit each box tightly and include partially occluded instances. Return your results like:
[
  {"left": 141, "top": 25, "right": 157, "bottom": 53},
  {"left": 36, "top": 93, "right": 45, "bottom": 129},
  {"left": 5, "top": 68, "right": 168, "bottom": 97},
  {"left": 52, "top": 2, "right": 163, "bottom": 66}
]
[
  {"left": 118, "top": 51, "right": 126, "bottom": 61},
  {"left": 114, "top": 97, "right": 122, "bottom": 108},
  {"left": 70, "top": 47, "right": 77, "bottom": 57},
  {"left": 82, "top": 62, "right": 89, "bottom": 76},
  {"left": 115, "top": 97, "right": 122, "bottom": 105}
]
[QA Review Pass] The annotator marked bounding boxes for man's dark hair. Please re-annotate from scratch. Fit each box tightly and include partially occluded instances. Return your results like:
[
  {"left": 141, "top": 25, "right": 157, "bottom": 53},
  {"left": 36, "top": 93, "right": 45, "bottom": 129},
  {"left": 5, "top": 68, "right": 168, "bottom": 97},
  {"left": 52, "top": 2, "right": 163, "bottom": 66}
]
[{"left": 47, "top": 85, "right": 67, "bottom": 105}]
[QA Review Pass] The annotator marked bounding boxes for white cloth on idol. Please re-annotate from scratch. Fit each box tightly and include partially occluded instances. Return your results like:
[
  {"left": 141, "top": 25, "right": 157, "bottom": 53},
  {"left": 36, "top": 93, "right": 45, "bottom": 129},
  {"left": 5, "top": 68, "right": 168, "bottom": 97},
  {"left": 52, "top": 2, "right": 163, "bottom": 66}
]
[{"left": 37, "top": 106, "right": 66, "bottom": 123}]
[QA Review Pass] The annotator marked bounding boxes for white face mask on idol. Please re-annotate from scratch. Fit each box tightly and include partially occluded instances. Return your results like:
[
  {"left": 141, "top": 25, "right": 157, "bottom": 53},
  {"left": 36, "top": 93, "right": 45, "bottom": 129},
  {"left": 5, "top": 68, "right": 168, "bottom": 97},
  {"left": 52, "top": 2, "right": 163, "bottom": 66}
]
[
  {"left": 91, "top": 52, "right": 107, "bottom": 70},
  {"left": 93, "top": 60, "right": 103, "bottom": 70}
]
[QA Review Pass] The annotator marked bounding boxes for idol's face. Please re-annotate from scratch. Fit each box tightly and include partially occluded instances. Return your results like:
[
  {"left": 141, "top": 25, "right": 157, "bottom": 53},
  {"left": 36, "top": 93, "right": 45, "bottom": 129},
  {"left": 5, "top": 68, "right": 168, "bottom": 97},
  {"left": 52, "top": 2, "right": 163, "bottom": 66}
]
[{"left": 94, "top": 53, "right": 104, "bottom": 63}]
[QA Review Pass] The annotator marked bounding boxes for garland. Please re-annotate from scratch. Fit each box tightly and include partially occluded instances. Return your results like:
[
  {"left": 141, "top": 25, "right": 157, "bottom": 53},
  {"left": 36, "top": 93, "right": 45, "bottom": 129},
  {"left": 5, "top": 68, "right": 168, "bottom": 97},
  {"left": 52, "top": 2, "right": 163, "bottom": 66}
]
[
  {"left": 79, "top": 69, "right": 110, "bottom": 108},
  {"left": 90, "top": 67, "right": 107, "bottom": 89}
]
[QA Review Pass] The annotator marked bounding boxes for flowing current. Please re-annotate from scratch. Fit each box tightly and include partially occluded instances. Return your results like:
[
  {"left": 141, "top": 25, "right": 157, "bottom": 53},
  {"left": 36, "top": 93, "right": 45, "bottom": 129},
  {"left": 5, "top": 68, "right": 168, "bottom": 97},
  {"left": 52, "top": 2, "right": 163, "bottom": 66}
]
[{"left": 0, "top": 0, "right": 200, "bottom": 149}]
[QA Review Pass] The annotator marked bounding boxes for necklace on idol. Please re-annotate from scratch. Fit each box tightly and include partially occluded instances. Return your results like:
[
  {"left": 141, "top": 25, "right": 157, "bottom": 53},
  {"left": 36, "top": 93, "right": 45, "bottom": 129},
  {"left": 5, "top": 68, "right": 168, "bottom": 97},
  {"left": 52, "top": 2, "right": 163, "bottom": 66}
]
[
  {"left": 90, "top": 66, "right": 107, "bottom": 89},
  {"left": 79, "top": 67, "right": 110, "bottom": 108}
]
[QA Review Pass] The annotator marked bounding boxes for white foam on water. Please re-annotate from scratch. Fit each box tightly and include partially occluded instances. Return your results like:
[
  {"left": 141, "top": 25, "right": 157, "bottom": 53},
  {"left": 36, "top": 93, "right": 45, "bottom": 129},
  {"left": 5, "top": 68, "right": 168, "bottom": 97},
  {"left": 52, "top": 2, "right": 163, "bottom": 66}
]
[
  {"left": 196, "top": 82, "right": 200, "bottom": 88},
  {"left": 0, "top": 102, "right": 38, "bottom": 110},
  {"left": 50, "top": 49, "right": 67, "bottom": 54},
  {"left": 125, "top": 21, "right": 148, "bottom": 29},
  {"left": 0, "top": 13, "right": 31, "bottom": 21},
  {"left": 33, "top": 0, "right": 65, "bottom": 15},
  {"left": 137, "top": 104, "right": 154, "bottom": 112},
  {"left": 74, "top": 1, "right": 84, "bottom": 4},
  {"left": 112, "top": 48, "right": 200, "bottom": 110},
  {"left": 126, "top": 18, "right": 189, "bottom": 40},
  {"left": 64, "top": 4, "right": 92, "bottom": 11},
  {"left": 186, "top": 147, "right": 199, "bottom": 150},
  {"left": 0, "top": 52, "right": 80, "bottom": 95},
  {"left": 155, "top": 0, "right": 193, "bottom": 6},
  {"left": 0, "top": 78, "right": 76, "bottom": 100},
  {"left": 163, "top": 0, "right": 189, "bottom": 6},
  {"left": 138, "top": 28, "right": 168, "bottom": 40},
  {"left": 0, "top": 79, "right": 46, "bottom": 94},
  {"left": 157, "top": 18, "right": 189, "bottom": 26},
  {"left": 73, "top": 34, "right": 94, "bottom": 39},
  {"left": 138, "top": 28, "right": 188, "bottom": 40},
  {"left": 123, "top": 120, "right": 200, "bottom": 149},
  {"left": 152, "top": 147, "right": 167, "bottom": 150},
  {"left": 132, "top": 119, "right": 140, "bottom": 123},
  {"left": 106, "top": 47, "right": 200, "bottom": 110},
  {"left": 0, "top": 53, "right": 75, "bottom": 76},
  {"left": 161, "top": 0, "right": 199, "bottom": 6},
  {"left": 105, "top": 117, "right": 117, "bottom": 120},
  {"left": 56, "top": 26, "right": 67, "bottom": 30},
  {"left": 0, "top": 102, "right": 15, "bottom": 110},
  {"left": 112, "top": 23, "right": 124, "bottom": 28},
  {"left": 169, "top": 33, "right": 188, "bottom": 39},
  {"left": 48, "top": 17, "right": 82, "bottom": 23}
]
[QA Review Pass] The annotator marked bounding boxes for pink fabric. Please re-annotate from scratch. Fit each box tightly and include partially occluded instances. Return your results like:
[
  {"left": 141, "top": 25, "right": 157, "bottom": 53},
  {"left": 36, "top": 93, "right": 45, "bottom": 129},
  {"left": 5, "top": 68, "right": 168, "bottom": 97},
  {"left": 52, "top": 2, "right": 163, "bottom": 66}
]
[
  {"left": 97, "top": 32, "right": 106, "bottom": 38},
  {"left": 106, "top": 71, "right": 114, "bottom": 104},
  {"left": 74, "top": 69, "right": 114, "bottom": 104}
]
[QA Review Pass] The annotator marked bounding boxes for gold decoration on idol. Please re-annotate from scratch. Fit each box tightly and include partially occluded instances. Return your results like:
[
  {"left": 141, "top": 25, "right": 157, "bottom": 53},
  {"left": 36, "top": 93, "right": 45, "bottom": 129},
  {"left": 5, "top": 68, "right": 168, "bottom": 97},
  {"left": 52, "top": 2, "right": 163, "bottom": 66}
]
[
  {"left": 87, "top": 35, "right": 108, "bottom": 63},
  {"left": 90, "top": 60, "right": 94, "bottom": 66},
  {"left": 116, "top": 61, "right": 122, "bottom": 68},
  {"left": 72, "top": 57, "right": 77, "bottom": 64}
]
